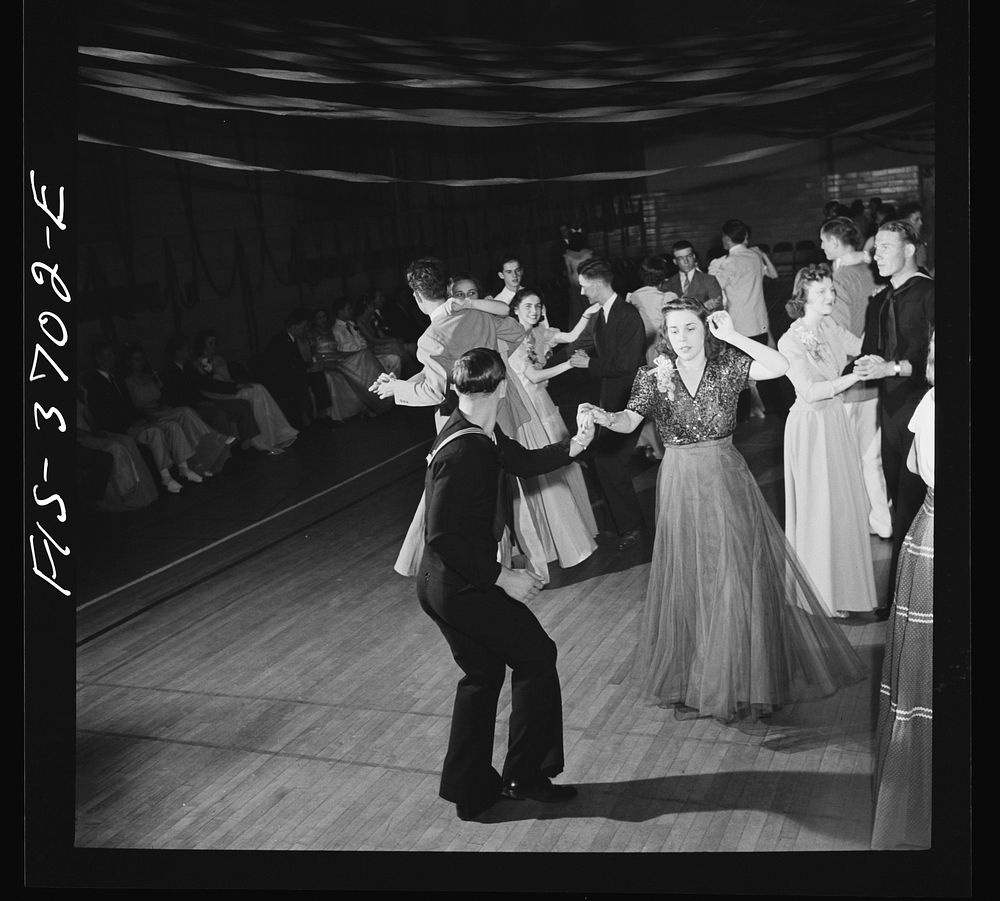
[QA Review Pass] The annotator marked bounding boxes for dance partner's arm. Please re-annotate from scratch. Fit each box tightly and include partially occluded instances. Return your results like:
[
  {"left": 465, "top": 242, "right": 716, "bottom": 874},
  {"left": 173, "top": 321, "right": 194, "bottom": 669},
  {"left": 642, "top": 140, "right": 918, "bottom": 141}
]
[
  {"left": 708, "top": 310, "right": 789, "bottom": 380},
  {"left": 518, "top": 359, "right": 572, "bottom": 384},
  {"left": 371, "top": 331, "right": 449, "bottom": 403},
  {"left": 548, "top": 303, "right": 602, "bottom": 345},
  {"left": 778, "top": 333, "right": 861, "bottom": 402},
  {"left": 569, "top": 310, "right": 645, "bottom": 379},
  {"left": 443, "top": 296, "right": 511, "bottom": 318},
  {"left": 703, "top": 273, "right": 726, "bottom": 312},
  {"left": 494, "top": 414, "right": 596, "bottom": 475},
  {"left": 754, "top": 246, "right": 779, "bottom": 280},
  {"left": 580, "top": 402, "right": 644, "bottom": 435}
]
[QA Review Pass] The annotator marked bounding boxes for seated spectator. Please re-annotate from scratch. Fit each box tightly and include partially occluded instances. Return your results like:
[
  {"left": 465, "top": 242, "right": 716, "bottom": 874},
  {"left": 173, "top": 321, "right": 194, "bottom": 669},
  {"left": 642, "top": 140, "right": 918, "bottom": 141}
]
[
  {"left": 75, "top": 442, "right": 115, "bottom": 512},
  {"left": 262, "top": 308, "right": 336, "bottom": 431},
  {"left": 307, "top": 307, "right": 381, "bottom": 421},
  {"left": 333, "top": 296, "right": 403, "bottom": 378},
  {"left": 76, "top": 385, "right": 160, "bottom": 510},
  {"left": 123, "top": 344, "right": 233, "bottom": 476},
  {"left": 83, "top": 340, "right": 201, "bottom": 494},
  {"left": 356, "top": 290, "right": 418, "bottom": 376},
  {"left": 159, "top": 335, "right": 260, "bottom": 448},
  {"left": 327, "top": 297, "right": 396, "bottom": 415},
  {"left": 195, "top": 329, "right": 303, "bottom": 451}
]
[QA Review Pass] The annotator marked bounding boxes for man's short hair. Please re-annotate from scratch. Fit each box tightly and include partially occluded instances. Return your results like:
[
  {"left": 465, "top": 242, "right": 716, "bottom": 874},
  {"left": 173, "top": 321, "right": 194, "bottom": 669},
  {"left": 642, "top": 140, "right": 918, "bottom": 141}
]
[
  {"left": 640, "top": 255, "right": 668, "bottom": 287},
  {"left": 284, "top": 307, "right": 312, "bottom": 328},
  {"left": 877, "top": 219, "right": 921, "bottom": 249},
  {"left": 497, "top": 253, "right": 521, "bottom": 272},
  {"left": 820, "top": 216, "right": 864, "bottom": 251},
  {"left": 577, "top": 256, "right": 614, "bottom": 284},
  {"left": 406, "top": 258, "right": 448, "bottom": 300},
  {"left": 671, "top": 240, "right": 694, "bottom": 255},
  {"left": 453, "top": 347, "right": 507, "bottom": 395},
  {"left": 721, "top": 219, "right": 750, "bottom": 245},
  {"left": 897, "top": 201, "right": 923, "bottom": 220}
]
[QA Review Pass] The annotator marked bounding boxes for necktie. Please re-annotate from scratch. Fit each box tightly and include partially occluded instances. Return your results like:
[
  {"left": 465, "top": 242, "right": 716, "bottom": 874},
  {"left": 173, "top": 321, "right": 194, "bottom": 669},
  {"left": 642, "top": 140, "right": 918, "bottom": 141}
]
[
  {"left": 882, "top": 289, "right": 898, "bottom": 362},
  {"left": 682, "top": 273, "right": 689, "bottom": 293}
]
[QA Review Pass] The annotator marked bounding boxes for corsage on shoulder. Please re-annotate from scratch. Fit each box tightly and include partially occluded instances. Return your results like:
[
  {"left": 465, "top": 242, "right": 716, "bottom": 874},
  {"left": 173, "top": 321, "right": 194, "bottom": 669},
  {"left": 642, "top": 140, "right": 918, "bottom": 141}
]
[
  {"left": 652, "top": 354, "right": 676, "bottom": 401},
  {"left": 794, "top": 325, "right": 825, "bottom": 363}
]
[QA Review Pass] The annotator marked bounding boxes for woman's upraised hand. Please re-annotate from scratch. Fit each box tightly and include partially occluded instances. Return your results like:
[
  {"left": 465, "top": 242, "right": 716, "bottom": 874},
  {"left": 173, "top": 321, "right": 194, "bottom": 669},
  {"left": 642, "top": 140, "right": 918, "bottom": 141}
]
[{"left": 707, "top": 310, "right": 736, "bottom": 341}]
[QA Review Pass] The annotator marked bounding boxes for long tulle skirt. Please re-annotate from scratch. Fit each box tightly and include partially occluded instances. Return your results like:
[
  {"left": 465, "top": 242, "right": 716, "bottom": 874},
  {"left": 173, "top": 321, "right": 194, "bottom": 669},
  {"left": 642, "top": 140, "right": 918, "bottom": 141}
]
[
  {"left": 613, "top": 436, "right": 867, "bottom": 723},
  {"left": 871, "top": 487, "right": 933, "bottom": 850}
]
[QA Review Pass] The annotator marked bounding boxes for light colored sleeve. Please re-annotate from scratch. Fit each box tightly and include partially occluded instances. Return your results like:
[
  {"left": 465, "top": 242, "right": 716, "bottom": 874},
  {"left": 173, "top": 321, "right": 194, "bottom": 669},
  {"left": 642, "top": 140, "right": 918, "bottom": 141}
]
[
  {"left": 709, "top": 257, "right": 733, "bottom": 290},
  {"left": 906, "top": 389, "right": 935, "bottom": 487},
  {"left": 392, "top": 330, "right": 450, "bottom": 407},
  {"left": 495, "top": 314, "right": 528, "bottom": 348},
  {"left": 778, "top": 331, "right": 838, "bottom": 403}
]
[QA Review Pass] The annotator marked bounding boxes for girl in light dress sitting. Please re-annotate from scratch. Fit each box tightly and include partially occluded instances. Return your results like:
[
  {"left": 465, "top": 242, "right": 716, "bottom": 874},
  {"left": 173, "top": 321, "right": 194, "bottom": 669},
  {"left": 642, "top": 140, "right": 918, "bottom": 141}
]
[
  {"left": 193, "top": 330, "right": 299, "bottom": 453},
  {"left": 122, "top": 344, "right": 233, "bottom": 479}
]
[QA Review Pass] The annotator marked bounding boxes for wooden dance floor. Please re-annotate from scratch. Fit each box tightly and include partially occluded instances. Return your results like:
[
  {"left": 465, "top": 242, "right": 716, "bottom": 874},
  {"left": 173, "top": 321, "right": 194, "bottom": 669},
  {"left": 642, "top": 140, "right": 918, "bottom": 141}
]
[{"left": 74, "top": 398, "right": 902, "bottom": 877}]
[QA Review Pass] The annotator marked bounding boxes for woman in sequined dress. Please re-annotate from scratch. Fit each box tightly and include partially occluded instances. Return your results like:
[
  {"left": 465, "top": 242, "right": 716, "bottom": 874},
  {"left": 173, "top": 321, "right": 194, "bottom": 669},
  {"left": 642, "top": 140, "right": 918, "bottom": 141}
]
[{"left": 584, "top": 299, "right": 867, "bottom": 724}]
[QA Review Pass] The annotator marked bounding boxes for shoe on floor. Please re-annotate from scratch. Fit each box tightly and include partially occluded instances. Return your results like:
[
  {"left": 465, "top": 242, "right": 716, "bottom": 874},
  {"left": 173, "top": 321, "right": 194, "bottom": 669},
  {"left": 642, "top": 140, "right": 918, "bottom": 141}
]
[
  {"left": 501, "top": 778, "right": 578, "bottom": 803},
  {"left": 163, "top": 478, "right": 183, "bottom": 494},
  {"left": 617, "top": 529, "right": 641, "bottom": 551},
  {"left": 455, "top": 793, "right": 503, "bottom": 820}
]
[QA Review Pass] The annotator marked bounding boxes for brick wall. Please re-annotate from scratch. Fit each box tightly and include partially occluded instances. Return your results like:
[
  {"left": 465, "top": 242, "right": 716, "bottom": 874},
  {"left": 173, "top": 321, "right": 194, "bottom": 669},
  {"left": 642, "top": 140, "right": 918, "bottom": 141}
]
[{"left": 590, "top": 164, "right": 926, "bottom": 264}]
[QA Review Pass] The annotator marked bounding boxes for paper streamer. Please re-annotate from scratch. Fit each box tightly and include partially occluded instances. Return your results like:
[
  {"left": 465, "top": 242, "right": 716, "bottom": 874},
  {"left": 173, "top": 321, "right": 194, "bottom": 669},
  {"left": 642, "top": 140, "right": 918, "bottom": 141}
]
[{"left": 78, "top": 103, "right": 930, "bottom": 188}]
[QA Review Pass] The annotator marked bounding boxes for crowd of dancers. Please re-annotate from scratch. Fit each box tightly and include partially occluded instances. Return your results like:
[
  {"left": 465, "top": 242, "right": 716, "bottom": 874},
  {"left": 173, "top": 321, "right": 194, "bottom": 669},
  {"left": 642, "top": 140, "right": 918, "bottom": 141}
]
[
  {"left": 76, "top": 205, "right": 934, "bottom": 850},
  {"left": 368, "top": 211, "right": 933, "bottom": 849}
]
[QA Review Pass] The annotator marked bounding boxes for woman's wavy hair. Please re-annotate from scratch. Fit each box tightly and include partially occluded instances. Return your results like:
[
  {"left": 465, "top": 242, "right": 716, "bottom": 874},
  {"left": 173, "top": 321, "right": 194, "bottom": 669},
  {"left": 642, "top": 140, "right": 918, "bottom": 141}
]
[
  {"left": 447, "top": 273, "right": 484, "bottom": 299},
  {"left": 785, "top": 263, "right": 833, "bottom": 319},
  {"left": 508, "top": 286, "right": 545, "bottom": 320},
  {"left": 654, "top": 297, "right": 723, "bottom": 362}
]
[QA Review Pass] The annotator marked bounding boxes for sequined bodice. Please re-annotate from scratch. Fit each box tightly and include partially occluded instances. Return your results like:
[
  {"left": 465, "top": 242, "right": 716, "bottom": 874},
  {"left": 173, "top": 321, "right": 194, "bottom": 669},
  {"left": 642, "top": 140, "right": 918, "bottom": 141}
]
[{"left": 625, "top": 345, "right": 751, "bottom": 444}]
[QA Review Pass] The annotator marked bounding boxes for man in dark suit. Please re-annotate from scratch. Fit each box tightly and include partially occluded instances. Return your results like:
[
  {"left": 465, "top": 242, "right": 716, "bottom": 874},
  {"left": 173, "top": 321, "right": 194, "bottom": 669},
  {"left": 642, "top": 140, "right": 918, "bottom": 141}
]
[
  {"left": 262, "top": 308, "right": 333, "bottom": 429},
  {"left": 158, "top": 335, "right": 260, "bottom": 446},
  {"left": 661, "top": 240, "right": 724, "bottom": 312},
  {"left": 854, "top": 219, "right": 934, "bottom": 606},
  {"left": 417, "top": 347, "right": 593, "bottom": 821},
  {"left": 569, "top": 256, "right": 646, "bottom": 550}
]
